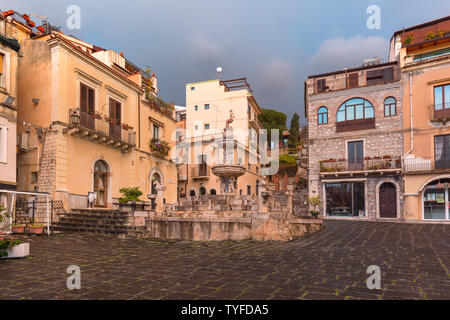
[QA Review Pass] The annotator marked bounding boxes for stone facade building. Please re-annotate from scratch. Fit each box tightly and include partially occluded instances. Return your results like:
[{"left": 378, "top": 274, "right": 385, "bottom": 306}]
[{"left": 305, "top": 61, "right": 404, "bottom": 220}]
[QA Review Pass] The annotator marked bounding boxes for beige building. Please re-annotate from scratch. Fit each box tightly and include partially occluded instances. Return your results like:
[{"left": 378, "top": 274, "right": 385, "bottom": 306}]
[
  {"left": 393, "top": 16, "right": 450, "bottom": 222},
  {"left": 0, "top": 12, "right": 24, "bottom": 191},
  {"left": 178, "top": 78, "right": 263, "bottom": 198},
  {"left": 15, "top": 18, "right": 177, "bottom": 212}
]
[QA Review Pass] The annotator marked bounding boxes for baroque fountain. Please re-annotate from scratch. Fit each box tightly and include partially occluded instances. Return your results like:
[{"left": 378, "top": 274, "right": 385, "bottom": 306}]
[{"left": 211, "top": 110, "right": 246, "bottom": 194}]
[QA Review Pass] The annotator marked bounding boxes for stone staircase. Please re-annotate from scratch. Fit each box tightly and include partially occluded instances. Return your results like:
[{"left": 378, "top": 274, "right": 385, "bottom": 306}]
[{"left": 54, "top": 209, "right": 147, "bottom": 238}]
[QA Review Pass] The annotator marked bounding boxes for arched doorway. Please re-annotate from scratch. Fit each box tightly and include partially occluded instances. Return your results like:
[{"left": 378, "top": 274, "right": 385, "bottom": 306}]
[
  {"left": 94, "top": 160, "right": 109, "bottom": 207},
  {"left": 379, "top": 183, "right": 397, "bottom": 218},
  {"left": 150, "top": 173, "right": 162, "bottom": 210},
  {"left": 151, "top": 173, "right": 162, "bottom": 195}
]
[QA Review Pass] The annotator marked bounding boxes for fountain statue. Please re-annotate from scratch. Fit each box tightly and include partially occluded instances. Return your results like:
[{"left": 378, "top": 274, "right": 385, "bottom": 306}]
[{"left": 212, "top": 110, "right": 246, "bottom": 195}]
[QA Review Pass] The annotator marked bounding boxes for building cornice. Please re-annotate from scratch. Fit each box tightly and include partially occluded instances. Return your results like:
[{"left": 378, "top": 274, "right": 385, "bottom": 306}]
[{"left": 47, "top": 36, "right": 144, "bottom": 93}]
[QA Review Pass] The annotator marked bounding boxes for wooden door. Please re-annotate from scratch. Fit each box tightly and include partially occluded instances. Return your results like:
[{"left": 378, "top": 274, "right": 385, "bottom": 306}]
[{"left": 379, "top": 183, "right": 397, "bottom": 218}]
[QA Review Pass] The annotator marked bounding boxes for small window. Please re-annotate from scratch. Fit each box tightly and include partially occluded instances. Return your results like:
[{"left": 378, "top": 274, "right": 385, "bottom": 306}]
[
  {"left": 210, "top": 189, "right": 217, "bottom": 195},
  {"left": 191, "top": 87, "right": 195, "bottom": 91},
  {"left": 0, "top": 53, "right": 4, "bottom": 88},
  {"left": 318, "top": 107, "right": 328, "bottom": 125},
  {"left": 31, "top": 172, "right": 38, "bottom": 184},
  {"left": 153, "top": 124, "right": 160, "bottom": 140},
  {"left": 317, "top": 79, "right": 327, "bottom": 92},
  {"left": 247, "top": 186, "right": 251, "bottom": 195},
  {"left": 195, "top": 105, "right": 198, "bottom": 111},
  {"left": 195, "top": 125, "right": 199, "bottom": 130},
  {"left": 0, "top": 126, "right": 6, "bottom": 163},
  {"left": 384, "top": 97, "right": 397, "bottom": 117},
  {"left": 190, "top": 190, "right": 196, "bottom": 197},
  {"left": 204, "top": 124, "right": 210, "bottom": 130},
  {"left": 205, "top": 104, "right": 210, "bottom": 110}
]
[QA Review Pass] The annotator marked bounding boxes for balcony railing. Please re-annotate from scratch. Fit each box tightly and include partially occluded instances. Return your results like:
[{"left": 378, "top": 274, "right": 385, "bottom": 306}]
[
  {"left": 336, "top": 118, "right": 376, "bottom": 133},
  {"left": 320, "top": 156, "right": 402, "bottom": 173},
  {"left": 429, "top": 104, "right": 450, "bottom": 121},
  {"left": 68, "top": 108, "right": 136, "bottom": 150},
  {"left": 191, "top": 165, "right": 210, "bottom": 179},
  {"left": 311, "top": 67, "right": 401, "bottom": 95},
  {"left": 404, "top": 157, "right": 450, "bottom": 173}
]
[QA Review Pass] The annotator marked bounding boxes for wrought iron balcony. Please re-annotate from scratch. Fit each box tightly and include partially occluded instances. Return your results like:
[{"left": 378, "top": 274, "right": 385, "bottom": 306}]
[
  {"left": 404, "top": 156, "right": 450, "bottom": 173},
  {"left": 320, "top": 156, "right": 402, "bottom": 175},
  {"left": 429, "top": 104, "right": 450, "bottom": 122},
  {"left": 67, "top": 108, "right": 136, "bottom": 151},
  {"left": 191, "top": 165, "right": 210, "bottom": 180}
]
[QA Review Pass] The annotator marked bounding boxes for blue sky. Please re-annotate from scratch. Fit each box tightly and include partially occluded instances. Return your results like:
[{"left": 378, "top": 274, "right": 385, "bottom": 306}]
[{"left": 4, "top": 0, "right": 450, "bottom": 125}]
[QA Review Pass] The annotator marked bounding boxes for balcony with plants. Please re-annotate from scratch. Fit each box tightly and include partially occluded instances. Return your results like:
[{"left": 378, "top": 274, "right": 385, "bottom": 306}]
[
  {"left": 320, "top": 155, "right": 402, "bottom": 175},
  {"left": 68, "top": 108, "right": 136, "bottom": 151},
  {"left": 402, "top": 26, "right": 449, "bottom": 48},
  {"left": 149, "top": 138, "right": 171, "bottom": 158}
]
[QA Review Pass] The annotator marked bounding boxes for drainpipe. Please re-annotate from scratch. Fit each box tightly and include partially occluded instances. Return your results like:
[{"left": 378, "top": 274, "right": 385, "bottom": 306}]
[
  {"left": 402, "top": 72, "right": 414, "bottom": 163},
  {"left": 400, "top": 71, "right": 415, "bottom": 221},
  {"left": 138, "top": 93, "right": 141, "bottom": 149}
]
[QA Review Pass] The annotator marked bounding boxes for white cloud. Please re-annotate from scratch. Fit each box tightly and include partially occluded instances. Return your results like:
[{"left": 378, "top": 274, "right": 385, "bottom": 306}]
[
  {"left": 309, "top": 35, "right": 389, "bottom": 73},
  {"left": 256, "top": 57, "right": 294, "bottom": 94},
  {"left": 188, "top": 34, "right": 222, "bottom": 60}
]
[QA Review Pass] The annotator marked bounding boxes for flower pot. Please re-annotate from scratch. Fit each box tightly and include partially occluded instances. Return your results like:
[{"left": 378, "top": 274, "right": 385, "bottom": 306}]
[
  {"left": 1, "top": 243, "right": 30, "bottom": 259},
  {"left": 12, "top": 226, "right": 25, "bottom": 234},
  {"left": 28, "top": 226, "right": 44, "bottom": 235}
]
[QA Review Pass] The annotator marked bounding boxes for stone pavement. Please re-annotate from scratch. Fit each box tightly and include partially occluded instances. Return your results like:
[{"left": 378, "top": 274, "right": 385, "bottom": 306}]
[{"left": 0, "top": 220, "right": 449, "bottom": 300}]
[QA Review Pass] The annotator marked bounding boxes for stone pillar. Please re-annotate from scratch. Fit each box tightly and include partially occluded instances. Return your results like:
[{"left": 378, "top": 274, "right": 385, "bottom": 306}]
[
  {"left": 286, "top": 185, "right": 294, "bottom": 218},
  {"left": 155, "top": 184, "right": 167, "bottom": 213},
  {"left": 258, "top": 180, "right": 268, "bottom": 214}
]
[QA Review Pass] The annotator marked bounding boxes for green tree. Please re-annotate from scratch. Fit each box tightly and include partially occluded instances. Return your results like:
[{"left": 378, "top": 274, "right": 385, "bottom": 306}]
[
  {"left": 288, "top": 113, "right": 300, "bottom": 149},
  {"left": 258, "top": 108, "right": 287, "bottom": 143},
  {"left": 119, "top": 187, "right": 143, "bottom": 204}
]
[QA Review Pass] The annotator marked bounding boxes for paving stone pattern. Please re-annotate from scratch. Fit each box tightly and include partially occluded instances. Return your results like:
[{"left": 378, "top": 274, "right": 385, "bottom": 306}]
[{"left": 0, "top": 221, "right": 449, "bottom": 300}]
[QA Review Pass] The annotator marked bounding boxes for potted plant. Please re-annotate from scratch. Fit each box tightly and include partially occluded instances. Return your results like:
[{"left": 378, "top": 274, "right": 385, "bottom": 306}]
[
  {"left": 425, "top": 32, "right": 436, "bottom": 41},
  {"left": 307, "top": 196, "right": 322, "bottom": 219},
  {"left": 93, "top": 111, "right": 102, "bottom": 119},
  {"left": 437, "top": 29, "right": 447, "bottom": 38},
  {"left": 28, "top": 225, "right": 45, "bottom": 235},
  {"left": 11, "top": 225, "right": 26, "bottom": 234},
  {"left": 121, "top": 123, "right": 134, "bottom": 131},
  {"left": 403, "top": 34, "right": 414, "bottom": 46}
]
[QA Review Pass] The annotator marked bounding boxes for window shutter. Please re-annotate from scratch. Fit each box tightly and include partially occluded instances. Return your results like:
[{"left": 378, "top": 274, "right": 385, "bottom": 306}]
[
  {"left": 80, "top": 84, "right": 87, "bottom": 111},
  {"left": 88, "top": 88, "right": 95, "bottom": 113},
  {"left": 348, "top": 73, "right": 359, "bottom": 88},
  {"left": 0, "top": 54, "right": 3, "bottom": 75},
  {"left": 383, "top": 67, "right": 394, "bottom": 82},
  {"left": 317, "top": 79, "right": 326, "bottom": 92}
]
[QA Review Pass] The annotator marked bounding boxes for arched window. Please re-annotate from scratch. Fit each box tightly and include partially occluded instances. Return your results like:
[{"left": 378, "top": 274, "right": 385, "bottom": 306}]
[
  {"left": 318, "top": 107, "right": 328, "bottom": 124},
  {"left": 200, "top": 187, "right": 207, "bottom": 196},
  {"left": 189, "top": 190, "right": 196, "bottom": 197},
  {"left": 384, "top": 97, "right": 397, "bottom": 117},
  {"left": 210, "top": 189, "right": 217, "bottom": 195},
  {"left": 337, "top": 98, "right": 374, "bottom": 122}
]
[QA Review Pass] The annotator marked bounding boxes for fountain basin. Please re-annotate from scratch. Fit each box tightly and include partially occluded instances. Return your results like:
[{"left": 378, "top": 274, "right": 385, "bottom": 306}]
[{"left": 212, "top": 165, "right": 246, "bottom": 178}]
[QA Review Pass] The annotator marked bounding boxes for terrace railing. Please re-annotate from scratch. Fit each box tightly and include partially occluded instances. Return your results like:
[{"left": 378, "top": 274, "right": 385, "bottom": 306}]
[{"left": 320, "top": 156, "right": 402, "bottom": 173}]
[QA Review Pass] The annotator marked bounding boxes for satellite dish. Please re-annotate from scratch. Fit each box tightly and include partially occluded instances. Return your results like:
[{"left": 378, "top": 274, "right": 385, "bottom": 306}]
[{"left": 216, "top": 67, "right": 223, "bottom": 73}]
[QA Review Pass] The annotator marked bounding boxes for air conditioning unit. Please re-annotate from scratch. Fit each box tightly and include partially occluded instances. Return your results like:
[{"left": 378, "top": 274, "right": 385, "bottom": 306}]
[{"left": 363, "top": 57, "right": 381, "bottom": 67}]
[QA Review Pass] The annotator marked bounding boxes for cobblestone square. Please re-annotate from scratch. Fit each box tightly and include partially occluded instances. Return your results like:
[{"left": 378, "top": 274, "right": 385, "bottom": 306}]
[{"left": 0, "top": 221, "right": 449, "bottom": 300}]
